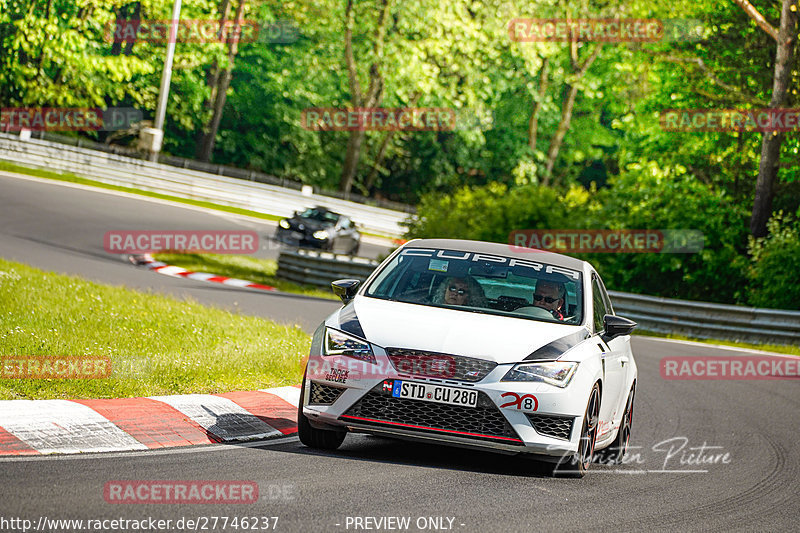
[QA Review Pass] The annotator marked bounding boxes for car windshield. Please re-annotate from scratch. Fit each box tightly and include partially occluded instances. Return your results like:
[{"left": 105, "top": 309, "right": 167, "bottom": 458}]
[
  {"left": 298, "top": 208, "right": 339, "bottom": 223},
  {"left": 364, "top": 247, "right": 583, "bottom": 325}
]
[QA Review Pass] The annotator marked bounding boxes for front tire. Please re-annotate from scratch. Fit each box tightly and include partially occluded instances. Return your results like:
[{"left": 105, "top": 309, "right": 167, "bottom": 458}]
[
  {"left": 553, "top": 382, "right": 600, "bottom": 478},
  {"left": 297, "top": 377, "right": 346, "bottom": 450},
  {"left": 598, "top": 383, "right": 635, "bottom": 464}
]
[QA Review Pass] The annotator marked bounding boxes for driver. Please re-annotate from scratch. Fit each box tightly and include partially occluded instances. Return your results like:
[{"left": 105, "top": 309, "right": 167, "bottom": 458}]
[
  {"left": 433, "top": 276, "right": 487, "bottom": 308},
  {"left": 532, "top": 279, "right": 566, "bottom": 321}
]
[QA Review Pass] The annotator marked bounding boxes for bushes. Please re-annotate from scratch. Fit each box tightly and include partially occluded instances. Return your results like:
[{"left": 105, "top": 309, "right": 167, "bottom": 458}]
[
  {"left": 405, "top": 163, "right": 754, "bottom": 305},
  {"left": 746, "top": 212, "right": 800, "bottom": 310},
  {"left": 405, "top": 164, "right": 800, "bottom": 309},
  {"left": 405, "top": 182, "right": 589, "bottom": 243},
  {"left": 587, "top": 162, "right": 749, "bottom": 303}
]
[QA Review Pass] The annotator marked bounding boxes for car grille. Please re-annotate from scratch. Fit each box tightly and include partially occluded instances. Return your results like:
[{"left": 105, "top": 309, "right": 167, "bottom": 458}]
[
  {"left": 526, "top": 414, "right": 574, "bottom": 440},
  {"left": 342, "top": 384, "right": 522, "bottom": 445},
  {"left": 385, "top": 348, "right": 496, "bottom": 382},
  {"left": 309, "top": 381, "right": 345, "bottom": 405}
]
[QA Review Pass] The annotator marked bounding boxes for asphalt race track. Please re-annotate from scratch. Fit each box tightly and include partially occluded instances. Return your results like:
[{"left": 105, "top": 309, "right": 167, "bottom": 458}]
[{"left": 1, "top": 171, "right": 798, "bottom": 532}]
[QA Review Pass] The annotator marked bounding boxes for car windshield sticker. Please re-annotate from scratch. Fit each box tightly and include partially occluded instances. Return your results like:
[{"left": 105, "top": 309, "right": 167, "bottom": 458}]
[
  {"left": 402, "top": 248, "right": 581, "bottom": 280},
  {"left": 428, "top": 258, "right": 449, "bottom": 272}
]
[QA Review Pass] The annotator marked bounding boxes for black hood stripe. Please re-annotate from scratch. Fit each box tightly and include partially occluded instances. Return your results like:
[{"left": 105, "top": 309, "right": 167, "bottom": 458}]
[
  {"left": 525, "top": 329, "right": 590, "bottom": 360},
  {"left": 337, "top": 302, "right": 366, "bottom": 339}
]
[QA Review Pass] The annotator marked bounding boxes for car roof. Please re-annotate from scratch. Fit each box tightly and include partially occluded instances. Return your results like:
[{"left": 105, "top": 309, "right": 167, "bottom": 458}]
[
  {"left": 404, "top": 238, "right": 588, "bottom": 272},
  {"left": 297, "top": 206, "right": 341, "bottom": 217}
]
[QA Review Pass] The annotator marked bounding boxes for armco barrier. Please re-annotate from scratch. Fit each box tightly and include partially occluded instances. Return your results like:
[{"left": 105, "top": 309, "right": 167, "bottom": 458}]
[
  {"left": 276, "top": 248, "right": 379, "bottom": 288},
  {"left": 275, "top": 250, "right": 800, "bottom": 346},
  {"left": 0, "top": 133, "right": 409, "bottom": 237},
  {"left": 609, "top": 291, "right": 800, "bottom": 345}
]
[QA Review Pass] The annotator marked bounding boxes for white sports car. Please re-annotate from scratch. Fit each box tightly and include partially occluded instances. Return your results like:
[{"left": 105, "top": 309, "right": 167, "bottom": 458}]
[{"left": 298, "top": 239, "right": 637, "bottom": 476}]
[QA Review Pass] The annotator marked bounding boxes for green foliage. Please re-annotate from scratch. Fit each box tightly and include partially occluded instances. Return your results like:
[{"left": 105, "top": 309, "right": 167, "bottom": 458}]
[
  {"left": 406, "top": 164, "right": 752, "bottom": 304},
  {"left": 588, "top": 161, "right": 749, "bottom": 303},
  {"left": 2, "top": 0, "right": 800, "bottom": 307},
  {"left": 746, "top": 212, "right": 800, "bottom": 310},
  {"left": 0, "top": 258, "right": 310, "bottom": 400},
  {"left": 405, "top": 182, "right": 588, "bottom": 243}
]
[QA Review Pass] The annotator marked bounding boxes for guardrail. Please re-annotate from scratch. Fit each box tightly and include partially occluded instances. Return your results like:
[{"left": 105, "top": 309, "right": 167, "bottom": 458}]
[
  {"left": 276, "top": 250, "right": 800, "bottom": 346},
  {"left": 609, "top": 291, "right": 800, "bottom": 346},
  {"left": 277, "top": 248, "right": 379, "bottom": 288},
  {"left": 0, "top": 132, "right": 410, "bottom": 237}
]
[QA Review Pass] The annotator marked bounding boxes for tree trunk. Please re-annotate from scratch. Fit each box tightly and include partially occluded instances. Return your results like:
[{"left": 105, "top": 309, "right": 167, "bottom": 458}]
[
  {"left": 749, "top": 0, "right": 798, "bottom": 237},
  {"left": 197, "top": 0, "right": 238, "bottom": 162},
  {"left": 365, "top": 92, "right": 420, "bottom": 192},
  {"left": 542, "top": 46, "right": 600, "bottom": 186},
  {"left": 528, "top": 56, "right": 549, "bottom": 152},
  {"left": 123, "top": 2, "right": 141, "bottom": 56},
  {"left": 342, "top": 130, "right": 367, "bottom": 197},
  {"left": 339, "top": 0, "right": 391, "bottom": 196},
  {"left": 542, "top": 83, "right": 579, "bottom": 185}
]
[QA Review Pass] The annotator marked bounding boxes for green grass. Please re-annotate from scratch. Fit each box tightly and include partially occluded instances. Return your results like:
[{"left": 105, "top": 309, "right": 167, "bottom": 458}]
[
  {"left": 153, "top": 253, "right": 339, "bottom": 301},
  {"left": 0, "top": 258, "right": 312, "bottom": 400},
  {"left": 0, "top": 160, "right": 399, "bottom": 239},
  {"left": 634, "top": 329, "right": 800, "bottom": 356}
]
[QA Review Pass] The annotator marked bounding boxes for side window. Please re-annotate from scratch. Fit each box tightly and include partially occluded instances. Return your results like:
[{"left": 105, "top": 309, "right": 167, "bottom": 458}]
[
  {"left": 597, "top": 276, "right": 614, "bottom": 316},
  {"left": 341, "top": 218, "right": 352, "bottom": 229},
  {"left": 591, "top": 276, "right": 608, "bottom": 334}
]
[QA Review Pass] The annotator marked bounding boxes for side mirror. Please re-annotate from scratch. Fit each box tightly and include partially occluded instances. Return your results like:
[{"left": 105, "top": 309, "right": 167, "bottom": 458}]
[
  {"left": 332, "top": 279, "right": 361, "bottom": 304},
  {"left": 602, "top": 314, "right": 637, "bottom": 341}
]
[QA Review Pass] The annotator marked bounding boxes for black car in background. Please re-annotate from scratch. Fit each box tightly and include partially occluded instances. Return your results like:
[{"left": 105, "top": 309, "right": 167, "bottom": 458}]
[{"left": 275, "top": 206, "right": 361, "bottom": 255}]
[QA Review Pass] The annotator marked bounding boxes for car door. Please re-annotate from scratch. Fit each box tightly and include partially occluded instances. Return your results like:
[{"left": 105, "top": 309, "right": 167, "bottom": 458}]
[{"left": 591, "top": 273, "right": 625, "bottom": 436}]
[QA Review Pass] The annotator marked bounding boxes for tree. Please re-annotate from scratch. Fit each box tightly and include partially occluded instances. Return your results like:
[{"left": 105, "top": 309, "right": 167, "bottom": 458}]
[
  {"left": 732, "top": 0, "right": 799, "bottom": 237},
  {"left": 196, "top": 0, "right": 247, "bottom": 162},
  {"left": 339, "top": 0, "right": 392, "bottom": 197}
]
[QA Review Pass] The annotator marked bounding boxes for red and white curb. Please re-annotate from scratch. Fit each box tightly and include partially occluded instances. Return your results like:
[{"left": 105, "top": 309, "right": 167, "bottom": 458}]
[
  {"left": 130, "top": 254, "right": 276, "bottom": 292},
  {"left": 0, "top": 386, "right": 300, "bottom": 456}
]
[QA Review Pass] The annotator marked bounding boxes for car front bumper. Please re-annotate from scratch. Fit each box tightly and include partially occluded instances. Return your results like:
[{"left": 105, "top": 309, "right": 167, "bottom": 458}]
[
  {"left": 274, "top": 228, "right": 329, "bottom": 248},
  {"left": 302, "top": 351, "right": 597, "bottom": 458}
]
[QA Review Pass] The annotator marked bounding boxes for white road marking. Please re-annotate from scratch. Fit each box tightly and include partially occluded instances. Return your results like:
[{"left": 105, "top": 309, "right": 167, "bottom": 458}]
[
  {"left": 260, "top": 386, "right": 300, "bottom": 407},
  {"left": 149, "top": 265, "right": 187, "bottom": 276},
  {"left": 0, "top": 400, "right": 147, "bottom": 454},
  {"left": 148, "top": 394, "right": 282, "bottom": 441},
  {"left": 635, "top": 336, "right": 798, "bottom": 358},
  {"left": 0, "top": 435, "right": 300, "bottom": 463}
]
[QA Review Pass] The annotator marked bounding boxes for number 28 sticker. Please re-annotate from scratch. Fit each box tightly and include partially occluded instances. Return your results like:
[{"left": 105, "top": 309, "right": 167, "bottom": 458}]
[{"left": 499, "top": 392, "right": 538, "bottom": 411}]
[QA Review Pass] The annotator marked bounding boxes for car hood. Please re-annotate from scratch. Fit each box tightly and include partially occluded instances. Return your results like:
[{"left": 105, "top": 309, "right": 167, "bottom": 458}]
[
  {"left": 289, "top": 217, "right": 330, "bottom": 232},
  {"left": 350, "top": 296, "right": 587, "bottom": 364}
]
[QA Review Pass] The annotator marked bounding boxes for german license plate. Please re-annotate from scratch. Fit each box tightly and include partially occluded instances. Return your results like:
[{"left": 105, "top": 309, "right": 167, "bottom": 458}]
[{"left": 391, "top": 380, "right": 478, "bottom": 408}]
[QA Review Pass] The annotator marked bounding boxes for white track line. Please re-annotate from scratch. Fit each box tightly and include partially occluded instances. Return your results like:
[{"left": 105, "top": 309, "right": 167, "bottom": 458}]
[
  {"left": 0, "top": 400, "right": 148, "bottom": 454},
  {"left": 148, "top": 394, "right": 282, "bottom": 441}
]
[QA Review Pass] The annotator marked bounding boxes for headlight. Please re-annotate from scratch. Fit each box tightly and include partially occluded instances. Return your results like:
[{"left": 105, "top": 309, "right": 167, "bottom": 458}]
[
  {"left": 501, "top": 361, "right": 578, "bottom": 388},
  {"left": 279, "top": 219, "right": 290, "bottom": 229},
  {"left": 313, "top": 230, "right": 329, "bottom": 240},
  {"left": 324, "top": 327, "right": 376, "bottom": 363}
]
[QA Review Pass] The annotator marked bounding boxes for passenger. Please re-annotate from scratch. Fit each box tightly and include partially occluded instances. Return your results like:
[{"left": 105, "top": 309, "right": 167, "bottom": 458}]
[
  {"left": 432, "top": 276, "right": 487, "bottom": 307},
  {"left": 533, "top": 279, "right": 567, "bottom": 321}
]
